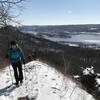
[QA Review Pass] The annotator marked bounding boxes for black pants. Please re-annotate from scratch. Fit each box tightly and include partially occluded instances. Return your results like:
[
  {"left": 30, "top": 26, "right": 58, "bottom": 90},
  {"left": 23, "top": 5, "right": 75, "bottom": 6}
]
[{"left": 12, "top": 61, "right": 23, "bottom": 83}]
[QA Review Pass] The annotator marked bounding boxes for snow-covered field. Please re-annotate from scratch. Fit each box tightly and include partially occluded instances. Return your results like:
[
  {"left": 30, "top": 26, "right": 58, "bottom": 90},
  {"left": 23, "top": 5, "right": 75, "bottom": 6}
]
[{"left": 0, "top": 61, "right": 95, "bottom": 100}]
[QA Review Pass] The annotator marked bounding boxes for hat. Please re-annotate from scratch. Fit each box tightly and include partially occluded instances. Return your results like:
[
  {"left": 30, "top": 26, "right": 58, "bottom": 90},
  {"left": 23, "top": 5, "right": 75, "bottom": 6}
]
[{"left": 10, "top": 40, "right": 17, "bottom": 45}]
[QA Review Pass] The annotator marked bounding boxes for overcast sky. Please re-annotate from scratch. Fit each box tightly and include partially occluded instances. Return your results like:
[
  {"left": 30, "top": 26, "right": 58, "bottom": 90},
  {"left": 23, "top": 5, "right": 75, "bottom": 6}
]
[{"left": 19, "top": 0, "right": 100, "bottom": 25}]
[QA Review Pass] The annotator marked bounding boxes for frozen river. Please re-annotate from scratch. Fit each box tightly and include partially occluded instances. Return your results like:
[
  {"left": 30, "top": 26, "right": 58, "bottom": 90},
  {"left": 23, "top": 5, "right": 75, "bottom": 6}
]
[{"left": 44, "top": 34, "right": 100, "bottom": 45}]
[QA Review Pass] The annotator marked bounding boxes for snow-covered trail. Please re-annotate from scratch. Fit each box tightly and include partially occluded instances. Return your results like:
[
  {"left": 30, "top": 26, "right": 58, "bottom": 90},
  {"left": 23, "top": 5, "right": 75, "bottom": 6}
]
[{"left": 0, "top": 61, "right": 95, "bottom": 100}]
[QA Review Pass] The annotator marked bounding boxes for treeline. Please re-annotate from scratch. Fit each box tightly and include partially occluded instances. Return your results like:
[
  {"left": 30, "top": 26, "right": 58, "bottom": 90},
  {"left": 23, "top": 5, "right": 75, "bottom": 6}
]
[{"left": 35, "top": 44, "right": 100, "bottom": 75}]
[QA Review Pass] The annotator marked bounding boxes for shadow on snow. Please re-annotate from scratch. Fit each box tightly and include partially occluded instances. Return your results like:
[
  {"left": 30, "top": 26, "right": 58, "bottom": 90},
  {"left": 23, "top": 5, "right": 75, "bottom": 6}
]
[{"left": 0, "top": 84, "right": 16, "bottom": 96}]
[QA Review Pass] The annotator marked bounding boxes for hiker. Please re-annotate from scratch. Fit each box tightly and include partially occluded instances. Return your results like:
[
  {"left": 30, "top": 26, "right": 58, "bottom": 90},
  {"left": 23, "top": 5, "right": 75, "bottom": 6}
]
[{"left": 6, "top": 41, "right": 25, "bottom": 86}]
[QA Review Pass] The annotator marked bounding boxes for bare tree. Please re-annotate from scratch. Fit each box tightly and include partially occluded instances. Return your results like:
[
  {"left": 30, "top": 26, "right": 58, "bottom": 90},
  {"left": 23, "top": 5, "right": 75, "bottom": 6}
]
[
  {"left": 0, "top": 4, "right": 11, "bottom": 26},
  {"left": 0, "top": 0, "right": 25, "bottom": 3},
  {"left": 0, "top": 0, "right": 26, "bottom": 27}
]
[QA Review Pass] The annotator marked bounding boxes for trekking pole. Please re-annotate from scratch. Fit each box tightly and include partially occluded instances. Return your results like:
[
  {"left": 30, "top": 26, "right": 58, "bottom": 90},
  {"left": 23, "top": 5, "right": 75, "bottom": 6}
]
[
  {"left": 24, "top": 64, "right": 26, "bottom": 80},
  {"left": 9, "top": 65, "right": 13, "bottom": 84}
]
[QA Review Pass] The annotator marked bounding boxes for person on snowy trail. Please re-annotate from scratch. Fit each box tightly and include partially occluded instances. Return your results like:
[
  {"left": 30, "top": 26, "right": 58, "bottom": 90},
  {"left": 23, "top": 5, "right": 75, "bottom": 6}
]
[{"left": 6, "top": 41, "right": 25, "bottom": 86}]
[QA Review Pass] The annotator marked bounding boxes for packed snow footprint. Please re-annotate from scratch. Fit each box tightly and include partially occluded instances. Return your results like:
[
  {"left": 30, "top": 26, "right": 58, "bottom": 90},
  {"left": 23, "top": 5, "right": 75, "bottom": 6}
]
[{"left": 0, "top": 61, "right": 95, "bottom": 100}]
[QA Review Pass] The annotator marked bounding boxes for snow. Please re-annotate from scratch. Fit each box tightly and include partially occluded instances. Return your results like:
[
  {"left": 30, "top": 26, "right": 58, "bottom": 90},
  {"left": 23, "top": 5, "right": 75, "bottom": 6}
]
[
  {"left": 83, "top": 66, "right": 94, "bottom": 75},
  {"left": 0, "top": 61, "right": 95, "bottom": 100},
  {"left": 74, "top": 75, "right": 80, "bottom": 79},
  {"left": 96, "top": 78, "right": 100, "bottom": 85},
  {"left": 90, "top": 28, "right": 98, "bottom": 30},
  {"left": 21, "top": 30, "right": 38, "bottom": 35},
  {"left": 67, "top": 43, "right": 79, "bottom": 47},
  {"left": 95, "top": 74, "right": 100, "bottom": 91}
]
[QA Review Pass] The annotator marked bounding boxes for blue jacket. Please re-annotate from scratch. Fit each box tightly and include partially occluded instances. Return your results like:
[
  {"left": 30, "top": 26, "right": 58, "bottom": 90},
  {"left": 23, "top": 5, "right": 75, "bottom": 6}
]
[{"left": 7, "top": 47, "right": 24, "bottom": 63}]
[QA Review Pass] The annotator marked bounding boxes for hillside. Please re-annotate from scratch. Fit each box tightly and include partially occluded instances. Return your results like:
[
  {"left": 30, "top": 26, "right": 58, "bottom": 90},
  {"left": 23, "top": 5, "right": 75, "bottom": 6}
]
[{"left": 0, "top": 60, "right": 95, "bottom": 100}]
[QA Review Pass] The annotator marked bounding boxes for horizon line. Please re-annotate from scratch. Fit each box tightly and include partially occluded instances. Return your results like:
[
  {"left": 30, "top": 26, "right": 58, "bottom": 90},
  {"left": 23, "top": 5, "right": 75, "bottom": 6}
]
[{"left": 21, "top": 23, "right": 100, "bottom": 26}]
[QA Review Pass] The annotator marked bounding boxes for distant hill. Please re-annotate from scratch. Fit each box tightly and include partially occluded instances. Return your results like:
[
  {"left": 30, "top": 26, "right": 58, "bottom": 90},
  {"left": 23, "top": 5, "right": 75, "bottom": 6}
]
[{"left": 20, "top": 24, "right": 100, "bottom": 34}]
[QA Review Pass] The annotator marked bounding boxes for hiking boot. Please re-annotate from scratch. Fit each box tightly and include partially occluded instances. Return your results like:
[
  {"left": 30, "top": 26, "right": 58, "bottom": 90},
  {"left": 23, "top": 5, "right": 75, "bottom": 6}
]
[
  {"left": 14, "top": 82, "right": 19, "bottom": 87},
  {"left": 20, "top": 80, "right": 23, "bottom": 85}
]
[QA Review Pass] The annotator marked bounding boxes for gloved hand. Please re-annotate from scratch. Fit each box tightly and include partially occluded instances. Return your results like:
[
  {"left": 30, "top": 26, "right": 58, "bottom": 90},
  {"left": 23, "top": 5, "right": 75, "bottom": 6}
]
[{"left": 23, "top": 59, "right": 25, "bottom": 64}]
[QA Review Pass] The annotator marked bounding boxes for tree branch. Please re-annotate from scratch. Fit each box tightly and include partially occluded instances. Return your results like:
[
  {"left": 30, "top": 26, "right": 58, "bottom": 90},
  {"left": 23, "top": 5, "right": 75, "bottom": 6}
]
[{"left": 0, "top": 0, "right": 25, "bottom": 4}]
